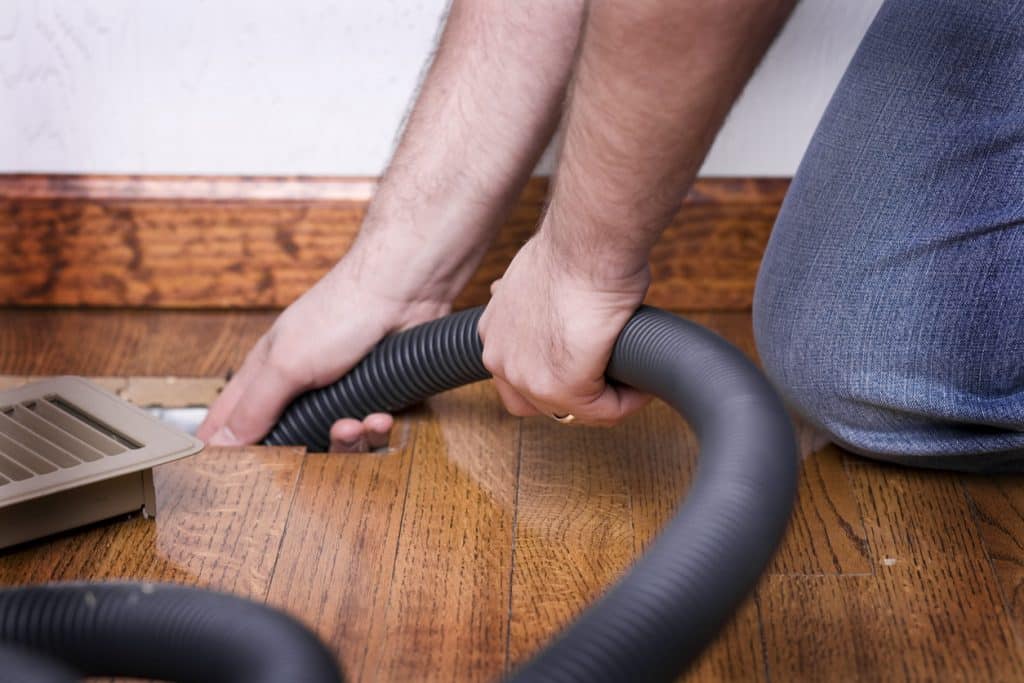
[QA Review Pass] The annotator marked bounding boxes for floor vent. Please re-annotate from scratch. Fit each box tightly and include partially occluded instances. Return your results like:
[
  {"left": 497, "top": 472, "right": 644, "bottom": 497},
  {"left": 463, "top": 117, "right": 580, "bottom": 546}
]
[{"left": 0, "top": 377, "right": 203, "bottom": 549}]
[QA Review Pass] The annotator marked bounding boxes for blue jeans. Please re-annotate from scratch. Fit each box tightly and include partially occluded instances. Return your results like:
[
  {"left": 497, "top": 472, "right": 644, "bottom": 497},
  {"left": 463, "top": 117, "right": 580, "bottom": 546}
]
[{"left": 753, "top": 0, "right": 1024, "bottom": 472}]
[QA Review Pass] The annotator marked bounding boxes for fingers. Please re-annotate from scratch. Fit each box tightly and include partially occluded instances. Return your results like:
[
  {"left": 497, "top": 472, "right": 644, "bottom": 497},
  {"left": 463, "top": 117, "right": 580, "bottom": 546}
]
[
  {"left": 198, "top": 337, "right": 272, "bottom": 443},
  {"left": 364, "top": 413, "right": 394, "bottom": 450},
  {"left": 573, "top": 383, "right": 652, "bottom": 426},
  {"left": 488, "top": 366, "right": 649, "bottom": 426},
  {"left": 329, "top": 413, "right": 394, "bottom": 452},
  {"left": 481, "top": 293, "right": 647, "bottom": 426},
  {"left": 492, "top": 379, "right": 651, "bottom": 425},
  {"left": 492, "top": 378, "right": 541, "bottom": 417},
  {"left": 212, "top": 367, "right": 301, "bottom": 445},
  {"left": 199, "top": 331, "right": 311, "bottom": 446}
]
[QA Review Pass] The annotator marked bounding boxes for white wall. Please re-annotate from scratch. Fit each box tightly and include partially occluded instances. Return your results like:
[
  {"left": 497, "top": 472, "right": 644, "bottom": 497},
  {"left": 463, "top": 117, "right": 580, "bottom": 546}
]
[{"left": 0, "top": 0, "right": 882, "bottom": 177}]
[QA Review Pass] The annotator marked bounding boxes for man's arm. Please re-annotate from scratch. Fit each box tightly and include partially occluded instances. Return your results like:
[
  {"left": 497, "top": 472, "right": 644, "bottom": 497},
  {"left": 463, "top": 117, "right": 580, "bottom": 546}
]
[
  {"left": 354, "top": 0, "right": 586, "bottom": 302},
  {"left": 479, "top": 0, "right": 795, "bottom": 423},
  {"left": 200, "top": 0, "right": 585, "bottom": 448}
]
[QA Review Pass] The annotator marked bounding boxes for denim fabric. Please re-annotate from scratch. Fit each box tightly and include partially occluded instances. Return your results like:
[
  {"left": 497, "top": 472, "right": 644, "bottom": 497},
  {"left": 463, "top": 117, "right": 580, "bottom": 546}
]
[{"left": 753, "top": 0, "right": 1024, "bottom": 471}]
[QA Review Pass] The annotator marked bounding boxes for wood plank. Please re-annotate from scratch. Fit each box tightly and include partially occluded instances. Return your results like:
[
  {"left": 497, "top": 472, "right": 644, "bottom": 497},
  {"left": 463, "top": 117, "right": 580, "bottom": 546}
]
[
  {"left": 3, "top": 306, "right": 1024, "bottom": 681},
  {"left": 507, "top": 416, "right": 636, "bottom": 669},
  {"left": 0, "top": 175, "right": 787, "bottom": 311},
  {"left": 760, "top": 454, "right": 1024, "bottom": 681},
  {"left": 0, "top": 311, "right": 755, "bottom": 382},
  {"left": 962, "top": 474, "right": 1024, "bottom": 641},
  {"left": 264, "top": 438, "right": 415, "bottom": 683},
  {"left": 370, "top": 383, "right": 518, "bottom": 682},
  {"left": 769, "top": 443, "right": 872, "bottom": 575},
  {"left": 0, "top": 445, "right": 304, "bottom": 601},
  {"left": 265, "top": 385, "right": 518, "bottom": 683}
]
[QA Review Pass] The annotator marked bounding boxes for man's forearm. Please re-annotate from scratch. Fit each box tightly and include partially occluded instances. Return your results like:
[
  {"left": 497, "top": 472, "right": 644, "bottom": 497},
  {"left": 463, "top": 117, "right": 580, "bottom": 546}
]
[
  {"left": 543, "top": 0, "right": 795, "bottom": 282},
  {"left": 350, "top": 0, "right": 585, "bottom": 302}
]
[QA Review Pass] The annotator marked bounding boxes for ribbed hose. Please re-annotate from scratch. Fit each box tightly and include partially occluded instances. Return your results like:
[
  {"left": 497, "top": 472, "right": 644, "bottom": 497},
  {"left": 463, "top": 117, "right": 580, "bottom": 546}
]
[
  {"left": 0, "top": 643, "right": 77, "bottom": 683},
  {"left": 0, "top": 305, "right": 796, "bottom": 682},
  {"left": 0, "top": 583, "right": 343, "bottom": 683},
  {"left": 267, "top": 305, "right": 797, "bottom": 681},
  {"left": 265, "top": 307, "right": 488, "bottom": 451}
]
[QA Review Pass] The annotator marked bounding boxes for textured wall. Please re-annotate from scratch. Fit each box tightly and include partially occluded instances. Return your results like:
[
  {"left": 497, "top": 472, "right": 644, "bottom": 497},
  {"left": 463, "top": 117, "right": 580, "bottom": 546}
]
[{"left": 0, "top": 0, "right": 882, "bottom": 177}]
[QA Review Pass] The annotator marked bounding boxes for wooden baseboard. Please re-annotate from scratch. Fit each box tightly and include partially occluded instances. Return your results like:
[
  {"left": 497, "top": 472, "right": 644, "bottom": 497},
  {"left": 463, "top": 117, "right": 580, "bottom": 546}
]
[{"left": 0, "top": 174, "right": 787, "bottom": 311}]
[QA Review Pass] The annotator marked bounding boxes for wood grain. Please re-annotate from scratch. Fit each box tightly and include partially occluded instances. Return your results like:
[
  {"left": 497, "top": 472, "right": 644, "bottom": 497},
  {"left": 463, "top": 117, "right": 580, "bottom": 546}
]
[
  {"left": 769, "top": 442, "right": 871, "bottom": 575},
  {"left": 0, "top": 445, "right": 304, "bottom": 600},
  {"left": 0, "top": 175, "right": 787, "bottom": 311},
  {"left": 372, "top": 383, "right": 518, "bottom": 681},
  {"left": 760, "top": 455, "right": 1024, "bottom": 681},
  {"left": 508, "top": 418, "right": 637, "bottom": 668},
  {"left": 265, "top": 439, "right": 415, "bottom": 682},
  {"left": 0, "top": 308, "right": 273, "bottom": 376},
  {"left": 962, "top": 475, "right": 1024, "bottom": 641}
]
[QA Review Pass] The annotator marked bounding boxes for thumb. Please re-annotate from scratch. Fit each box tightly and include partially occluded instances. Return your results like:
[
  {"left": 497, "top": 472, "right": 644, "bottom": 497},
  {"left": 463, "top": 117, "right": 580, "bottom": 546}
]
[
  {"left": 212, "top": 367, "right": 300, "bottom": 445},
  {"left": 204, "top": 342, "right": 307, "bottom": 446},
  {"left": 576, "top": 382, "right": 652, "bottom": 426}
]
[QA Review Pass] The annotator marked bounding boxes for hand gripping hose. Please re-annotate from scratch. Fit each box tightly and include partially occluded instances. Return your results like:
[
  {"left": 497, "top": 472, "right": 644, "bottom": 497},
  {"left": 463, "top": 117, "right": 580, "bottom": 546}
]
[{"left": 0, "top": 306, "right": 796, "bottom": 683}]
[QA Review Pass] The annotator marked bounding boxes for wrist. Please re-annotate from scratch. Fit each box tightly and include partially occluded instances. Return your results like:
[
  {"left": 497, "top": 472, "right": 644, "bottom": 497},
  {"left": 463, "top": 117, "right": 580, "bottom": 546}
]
[
  {"left": 535, "top": 216, "right": 652, "bottom": 290},
  {"left": 336, "top": 216, "right": 485, "bottom": 307}
]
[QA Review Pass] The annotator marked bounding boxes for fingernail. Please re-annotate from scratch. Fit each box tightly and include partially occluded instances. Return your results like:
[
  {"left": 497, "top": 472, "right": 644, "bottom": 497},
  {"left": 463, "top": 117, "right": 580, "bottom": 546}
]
[{"left": 208, "top": 426, "right": 241, "bottom": 446}]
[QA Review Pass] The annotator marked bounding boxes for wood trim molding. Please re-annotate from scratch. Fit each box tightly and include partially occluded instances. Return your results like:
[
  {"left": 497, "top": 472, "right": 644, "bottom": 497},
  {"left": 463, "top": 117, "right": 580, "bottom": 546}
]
[{"left": 0, "top": 174, "right": 788, "bottom": 311}]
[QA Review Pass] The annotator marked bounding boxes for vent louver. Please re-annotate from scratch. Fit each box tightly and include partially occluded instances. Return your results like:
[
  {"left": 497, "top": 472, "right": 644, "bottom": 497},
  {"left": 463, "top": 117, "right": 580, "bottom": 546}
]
[{"left": 0, "top": 377, "right": 203, "bottom": 549}]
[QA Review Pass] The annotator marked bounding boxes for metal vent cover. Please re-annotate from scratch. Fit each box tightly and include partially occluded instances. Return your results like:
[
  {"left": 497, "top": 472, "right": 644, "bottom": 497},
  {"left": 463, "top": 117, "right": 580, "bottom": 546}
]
[{"left": 0, "top": 377, "right": 203, "bottom": 549}]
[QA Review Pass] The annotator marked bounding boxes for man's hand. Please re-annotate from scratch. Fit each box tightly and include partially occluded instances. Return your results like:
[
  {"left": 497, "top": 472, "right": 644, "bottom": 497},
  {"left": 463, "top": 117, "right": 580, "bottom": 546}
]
[
  {"left": 475, "top": 0, "right": 793, "bottom": 426},
  {"left": 198, "top": 257, "right": 449, "bottom": 451},
  {"left": 479, "top": 232, "right": 651, "bottom": 426}
]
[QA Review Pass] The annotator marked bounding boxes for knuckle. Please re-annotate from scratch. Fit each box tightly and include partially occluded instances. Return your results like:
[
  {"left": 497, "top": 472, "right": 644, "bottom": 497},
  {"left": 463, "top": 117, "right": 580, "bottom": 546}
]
[
  {"left": 527, "top": 373, "right": 576, "bottom": 409},
  {"left": 481, "top": 348, "right": 500, "bottom": 374},
  {"left": 530, "top": 378, "right": 563, "bottom": 405},
  {"left": 500, "top": 366, "right": 525, "bottom": 391},
  {"left": 265, "top": 345, "right": 312, "bottom": 388}
]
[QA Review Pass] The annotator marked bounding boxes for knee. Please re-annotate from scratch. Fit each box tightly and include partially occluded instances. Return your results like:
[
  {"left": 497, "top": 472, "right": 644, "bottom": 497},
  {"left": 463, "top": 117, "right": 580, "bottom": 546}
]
[
  {"left": 753, "top": 253, "right": 1024, "bottom": 464},
  {"left": 751, "top": 226, "right": 922, "bottom": 458},
  {"left": 753, "top": 267, "right": 848, "bottom": 439},
  {"left": 752, "top": 286, "right": 906, "bottom": 457}
]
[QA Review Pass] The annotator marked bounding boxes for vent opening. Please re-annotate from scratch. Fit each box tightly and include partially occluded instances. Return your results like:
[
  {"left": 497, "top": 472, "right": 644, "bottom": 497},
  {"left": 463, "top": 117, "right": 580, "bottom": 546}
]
[{"left": 43, "top": 396, "right": 143, "bottom": 450}]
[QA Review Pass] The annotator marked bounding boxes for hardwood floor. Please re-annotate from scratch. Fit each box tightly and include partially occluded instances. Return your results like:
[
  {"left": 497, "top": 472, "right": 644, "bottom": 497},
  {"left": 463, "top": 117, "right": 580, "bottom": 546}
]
[{"left": 1, "top": 307, "right": 1022, "bottom": 681}]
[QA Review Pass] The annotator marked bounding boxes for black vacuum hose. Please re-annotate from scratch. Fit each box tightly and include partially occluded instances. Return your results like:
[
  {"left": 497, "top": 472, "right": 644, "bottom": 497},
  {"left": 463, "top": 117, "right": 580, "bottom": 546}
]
[
  {"left": 0, "top": 583, "right": 343, "bottom": 683},
  {"left": 267, "top": 305, "right": 797, "bottom": 681},
  {"left": 0, "top": 643, "right": 78, "bottom": 683},
  {"left": 0, "top": 305, "right": 797, "bottom": 682}
]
